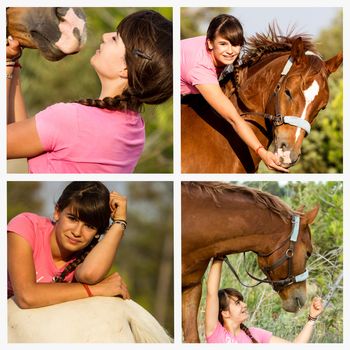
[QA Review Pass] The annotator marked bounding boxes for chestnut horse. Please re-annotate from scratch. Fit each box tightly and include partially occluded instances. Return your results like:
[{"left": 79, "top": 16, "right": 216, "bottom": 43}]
[
  {"left": 181, "top": 28, "right": 343, "bottom": 173},
  {"left": 7, "top": 7, "right": 87, "bottom": 61},
  {"left": 182, "top": 182, "right": 319, "bottom": 342}
]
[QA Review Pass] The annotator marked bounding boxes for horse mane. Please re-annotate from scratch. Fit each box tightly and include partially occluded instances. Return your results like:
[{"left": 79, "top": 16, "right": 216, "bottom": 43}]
[
  {"left": 241, "top": 22, "right": 320, "bottom": 67},
  {"left": 183, "top": 182, "right": 298, "bottom": 223}
]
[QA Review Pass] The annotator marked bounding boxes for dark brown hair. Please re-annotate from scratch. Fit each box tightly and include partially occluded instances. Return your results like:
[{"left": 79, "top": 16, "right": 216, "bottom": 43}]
[
  {"left": 206, "top": 14, "right": 245, "bottom": 47},
  {"left": 218, "top": 288, "right": 258, "bottom": 343},
  {"left": 78, "top": 10, "right": 173, "bottom": 112},
  {"left": 53, "top": 182, "right": 110, "bottom": 282}
]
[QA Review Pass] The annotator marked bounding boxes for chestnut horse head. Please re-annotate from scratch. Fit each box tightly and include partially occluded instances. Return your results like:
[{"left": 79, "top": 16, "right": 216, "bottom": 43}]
[
  {"left": 181, "top": 26, "right": 342, "bottom": 173},
  {"left": 238, "top": 29, "right": 343, "bottom": 167},
  {"left": 7, "top": 7, "right": 87, "bottom": 61},
  {"left": 181, "top": 182, "right": 319, "bottom": 342}
]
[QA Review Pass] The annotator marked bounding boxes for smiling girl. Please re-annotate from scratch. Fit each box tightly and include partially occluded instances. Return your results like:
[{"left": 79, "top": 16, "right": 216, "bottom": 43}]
[
  {"left": 8, "top": 182, "right": 130, "bottom": 308},
  {"left": 181, "top": 14, "right": 286, "bottom": 172},
  {"left": 205, "top": 258, "right": 324, "bottom": 343},
  {"left": 7, "top": 10, "right": 172, "bottom": 173}
]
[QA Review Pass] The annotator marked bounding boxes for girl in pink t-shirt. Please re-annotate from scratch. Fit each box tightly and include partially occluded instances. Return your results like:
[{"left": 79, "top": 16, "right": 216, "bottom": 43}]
[
  {"left": 6, "top": 10, "right": 172, "bottom": 173},
  {"left": 8, "top": 181, "right": 130, "bottom": 308},
  {"left": 181, "top": 14, "right": 287, "bottom": 173},
  {"left": 205, "top": 258, "right": 324, "bottom": 343}
]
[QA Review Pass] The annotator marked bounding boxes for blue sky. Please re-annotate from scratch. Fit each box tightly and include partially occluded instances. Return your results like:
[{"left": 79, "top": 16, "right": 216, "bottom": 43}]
[{"left": 230, "top": 7, "right": 341, "bottom": 38}]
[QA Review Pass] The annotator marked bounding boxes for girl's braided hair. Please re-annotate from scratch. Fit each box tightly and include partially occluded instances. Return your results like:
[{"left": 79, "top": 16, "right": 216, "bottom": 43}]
[
  {"left": 53, "top": 182, "right": 110, "bottom": 282},
  {"left": 218, "top": 288, "right": 258, "bottom": 343},
  {"left": 77, "top": 10, "right": 173, "bottom": 112}
]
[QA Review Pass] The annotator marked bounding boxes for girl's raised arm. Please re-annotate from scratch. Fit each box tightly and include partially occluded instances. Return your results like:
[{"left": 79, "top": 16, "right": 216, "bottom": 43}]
[{"left": 205, "top": 258, "right": 223, "bottom": 337}]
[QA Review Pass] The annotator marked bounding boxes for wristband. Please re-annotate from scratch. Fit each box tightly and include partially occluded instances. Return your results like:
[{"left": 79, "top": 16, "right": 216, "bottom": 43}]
[
  {"left": 82, "top": 283, "right": 93, "bottom": 297},
  {"left": 255, "top": 145, "right": 265, "bottom": 155},
  {"left": 308, "top": 314, "right": 318, "bottom": 322}
]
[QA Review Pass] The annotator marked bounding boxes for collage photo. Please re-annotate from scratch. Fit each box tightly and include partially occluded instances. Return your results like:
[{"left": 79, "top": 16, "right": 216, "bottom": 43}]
[{"left": 2, "top": 1, "right": 346, "bottom": 349}]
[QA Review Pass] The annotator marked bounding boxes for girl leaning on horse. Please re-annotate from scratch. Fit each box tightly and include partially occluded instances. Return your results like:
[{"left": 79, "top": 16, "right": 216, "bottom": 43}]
[
  {"left": 8, "top": 181, "right": 130, "bottom": 308},
  {"left": 7, "top": 10, "right": 172, "bottom": 173},
  {"left": 181, "top": 14, "right": 287, "bottom": 173}
]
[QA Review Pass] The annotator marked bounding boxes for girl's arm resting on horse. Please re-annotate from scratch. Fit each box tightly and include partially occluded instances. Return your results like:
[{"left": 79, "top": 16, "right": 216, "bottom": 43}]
[
  {"left": 205, "top": 259, "right": 222, "bottom": 337},
  {"left": 8, "top": 232, "right": 90, "bottom": 308},
  {"left": 7, "top": 118, "right": 45, "bottom": 159},
  {"left": 8, "top": 232, "right": 129, "bottom": 308},
  {"left": 269, "top": 297, "right": 324, "bottom": 343},
  {"left": 195, "top": 84, "right": 288, "bottom": 173},
  {"left": 74, "top": 192, "right": 127, "bottom": 284}
]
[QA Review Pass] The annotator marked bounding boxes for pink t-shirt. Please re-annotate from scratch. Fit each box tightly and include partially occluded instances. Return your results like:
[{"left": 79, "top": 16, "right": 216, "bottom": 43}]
[
  {"left": 7, "top": 213, "right": 75, "bottom": 297},
  {"left": 206, "top": 322, "right": 272, "bottom": 343},
  {"left": 28, "top": 102, "right": 145, "bottom": 173},
  {"left": 181, "top": 36, "right": 221, "bottom": 95}
]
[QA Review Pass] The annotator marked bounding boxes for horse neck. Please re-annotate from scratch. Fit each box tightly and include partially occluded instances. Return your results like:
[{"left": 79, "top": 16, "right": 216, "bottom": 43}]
[{"left": 183, "top": 193, "right": 291, "bottom": 258}]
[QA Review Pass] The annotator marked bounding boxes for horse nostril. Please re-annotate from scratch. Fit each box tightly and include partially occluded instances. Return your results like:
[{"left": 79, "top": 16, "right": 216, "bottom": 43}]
[{"left": 295, "top": 297, "right": 302, "bottom": 310}]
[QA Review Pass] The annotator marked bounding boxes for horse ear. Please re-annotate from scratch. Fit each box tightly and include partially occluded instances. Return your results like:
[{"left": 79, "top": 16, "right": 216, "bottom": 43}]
[
  {"left": 296, "top": 205, "right": 305, "bottom": 213},
  {"left": 290, "top": 37, "right": 306, "bottom": 66},
  {"left": 304, "top": 205, "right": 320, "bottom": 225},
  {"left": 325, "top": 52, "right": 343, "bottom": 76}
]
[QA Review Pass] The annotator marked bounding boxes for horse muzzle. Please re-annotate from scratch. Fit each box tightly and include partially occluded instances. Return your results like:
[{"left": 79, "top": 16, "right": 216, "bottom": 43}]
[{"left": 279, "top": 284, "right": 307, "bottom": 312}]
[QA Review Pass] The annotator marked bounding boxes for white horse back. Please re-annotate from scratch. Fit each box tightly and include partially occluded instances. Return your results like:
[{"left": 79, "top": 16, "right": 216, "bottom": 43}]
[{"left": 8, "top": 297, "right": 171, "bottom": 343}]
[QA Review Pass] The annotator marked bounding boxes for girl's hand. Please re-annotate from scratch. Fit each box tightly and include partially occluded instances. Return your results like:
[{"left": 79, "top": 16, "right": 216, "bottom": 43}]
[
  {"left": 109, "top": 191, "right": 127, "bottom": 221},
  {"left": 7, "top": 36, "right": 22, "bottom": 61},
  {"left": 89, "top": 272, "right": 130, "bottom": 299},
  {"left": 259, "top": 149, "right": 289, "bottom": 173},
  {"left": 309, "top": 296, "right": 323, "bottom": 319}
]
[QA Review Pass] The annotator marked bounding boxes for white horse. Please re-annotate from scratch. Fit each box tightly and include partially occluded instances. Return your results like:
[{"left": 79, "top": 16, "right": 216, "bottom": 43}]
[{"left": 8, "top": 297, "right": 172, "bottom": 343}]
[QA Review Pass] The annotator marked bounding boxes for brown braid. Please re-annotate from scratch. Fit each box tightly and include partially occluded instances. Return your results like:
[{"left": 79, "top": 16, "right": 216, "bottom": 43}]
[{"left": 240, "top": 324, "right": 258, "bottom": 343}]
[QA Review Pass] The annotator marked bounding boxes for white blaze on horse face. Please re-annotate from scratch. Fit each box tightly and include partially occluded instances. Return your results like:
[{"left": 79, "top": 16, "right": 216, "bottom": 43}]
[
  {"left": 295, "top": 80, "right": 320, "bottom": 142},
  {"left": 55, "top": 8, "right": 86, "bottom": 53}
]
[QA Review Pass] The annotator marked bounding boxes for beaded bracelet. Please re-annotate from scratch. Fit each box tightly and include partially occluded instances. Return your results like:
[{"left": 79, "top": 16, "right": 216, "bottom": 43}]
[{"left": 111, "top": 219, "right": 127, "bottom": 230}]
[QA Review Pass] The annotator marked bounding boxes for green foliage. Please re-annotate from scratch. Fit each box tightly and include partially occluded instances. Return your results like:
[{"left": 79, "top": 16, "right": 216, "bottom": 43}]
[
  {"left": 198, "top": 182, "right": 343, "bottom": 343},
  {"left": 18, "top": 8, "right": 173, "bottom": 173},
  {"left": 7, "top": 182, "right": 43, "bottom": 221}
]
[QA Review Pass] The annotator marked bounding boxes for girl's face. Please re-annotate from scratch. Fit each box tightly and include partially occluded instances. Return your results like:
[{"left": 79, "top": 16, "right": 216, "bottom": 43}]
[
  {"left": 90, "top": 32, "right": 128, "bottom": 80},
  {"left": 53, "top": 206, "right": 98, "bottom": 255},
  {"left": 207, "top": 34, "right": 241, "bottom": 67},
  {"left": 222, "top": 296, "right": 249, "bottom": 324}
]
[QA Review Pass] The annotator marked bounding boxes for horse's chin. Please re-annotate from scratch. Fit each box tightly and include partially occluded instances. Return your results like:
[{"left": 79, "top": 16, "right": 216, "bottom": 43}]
[{"left": 279, "top": 286, "right": 307, "bottom": 313}]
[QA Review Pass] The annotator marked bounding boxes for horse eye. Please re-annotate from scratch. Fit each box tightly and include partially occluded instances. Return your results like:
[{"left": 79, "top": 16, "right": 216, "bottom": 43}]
[{"left": 284, "top": 89, "right": 292, "bottom": 100}]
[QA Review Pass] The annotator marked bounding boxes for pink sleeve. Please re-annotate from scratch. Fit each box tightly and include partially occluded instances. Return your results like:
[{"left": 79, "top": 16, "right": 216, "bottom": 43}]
[
  {"left": 7, "top": 213, "right": 36, "bottom": 249},
  {"left": 188, "top": 64, "right": 219, "bottom": 87},
  {"left": 34, "top": 103, "right": 78, "bottom": 151},
  {"left": 206, "top": 322, "right": 226, "bottom": 343},
  {"left": 250, "top": 327, "right": 273, "bottom": 343}
]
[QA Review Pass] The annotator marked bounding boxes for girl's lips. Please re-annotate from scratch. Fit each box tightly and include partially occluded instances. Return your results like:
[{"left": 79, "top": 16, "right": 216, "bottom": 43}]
[{"left": 65, "top": 235, "right": 81, "bottom": 244}]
